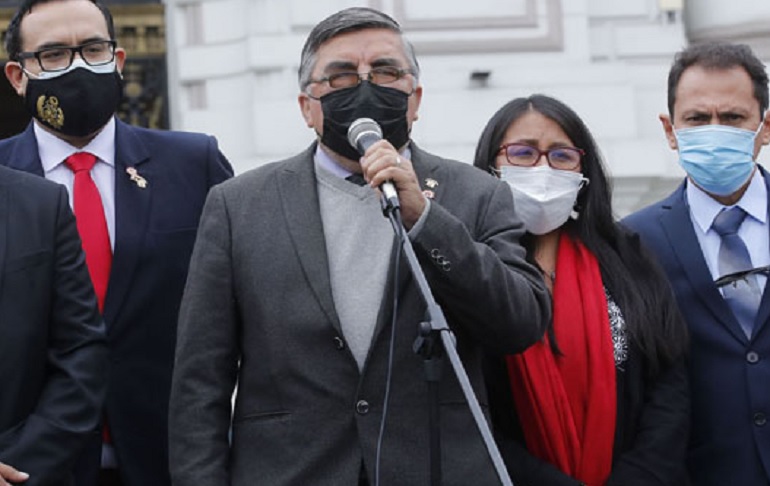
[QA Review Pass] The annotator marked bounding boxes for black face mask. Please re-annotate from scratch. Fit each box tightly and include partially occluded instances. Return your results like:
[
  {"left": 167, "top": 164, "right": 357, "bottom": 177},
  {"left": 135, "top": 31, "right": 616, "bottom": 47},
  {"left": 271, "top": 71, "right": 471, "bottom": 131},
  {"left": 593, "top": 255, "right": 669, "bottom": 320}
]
[
  {"left": 320, "top": 82, "right": 410, "bottom": 161},
  {"left": 24, "top": 66, "right": 123, "bottom": 137}
]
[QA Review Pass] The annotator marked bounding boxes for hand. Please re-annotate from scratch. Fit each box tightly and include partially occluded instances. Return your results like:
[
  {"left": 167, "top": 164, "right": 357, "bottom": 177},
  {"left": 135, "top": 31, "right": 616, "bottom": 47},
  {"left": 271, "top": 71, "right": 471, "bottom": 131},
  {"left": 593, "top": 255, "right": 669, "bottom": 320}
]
[
  {"left": 0, "top": 462, "right": 28, "bottom": 485},
  {"left": 359, "top": 139, "right": 426, "bottom": 228}
]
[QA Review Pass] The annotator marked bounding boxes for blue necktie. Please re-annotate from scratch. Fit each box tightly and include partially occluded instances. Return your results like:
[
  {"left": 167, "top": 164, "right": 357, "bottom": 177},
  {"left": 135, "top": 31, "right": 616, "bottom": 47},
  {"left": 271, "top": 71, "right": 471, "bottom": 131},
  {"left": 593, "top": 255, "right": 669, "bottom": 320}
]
[{"left": 712, "top": 207, "right": 761, "bottom": 337}]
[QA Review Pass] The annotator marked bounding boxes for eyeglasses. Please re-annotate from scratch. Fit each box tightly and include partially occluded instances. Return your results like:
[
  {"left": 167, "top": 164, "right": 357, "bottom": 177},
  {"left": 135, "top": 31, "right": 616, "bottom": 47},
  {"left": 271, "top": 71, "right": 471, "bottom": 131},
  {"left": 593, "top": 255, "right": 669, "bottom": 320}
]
[
  {"left": 17, "top": 40, "right": 117, "bottom": 73},
  {"left": 498, "top": 143, "right": 584, "bottom": 170},
  {"left": 307, "top": 66, "right": 414, "bottom": 92}
]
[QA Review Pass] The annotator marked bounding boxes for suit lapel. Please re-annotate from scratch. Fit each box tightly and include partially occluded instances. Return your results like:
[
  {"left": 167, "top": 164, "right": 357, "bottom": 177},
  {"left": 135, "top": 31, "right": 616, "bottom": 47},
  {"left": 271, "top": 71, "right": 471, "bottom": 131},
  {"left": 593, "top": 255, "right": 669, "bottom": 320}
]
[
  {"left": 0, "top": 180, "right": 8, "bottom": 296},
  {"left": 368, "top": 145, "right": 438, "bottom": 352},
  {"left": 751, "top": 167, "right": 770, "bottom": 339},
  {"left": 277, "top": 146, "right": 341, "bottom": 333},
  {"left": 5, "top": 124, "right": 45, "bottom": 176},
  {"left": 103, "top": 120, "right": 152, "bottom": 325},
  {"left": 755, "top": 226, "right": 770, "bottom": 339},
  {"left": 660, "top": 185, "right": 749, "bottom": 343}
]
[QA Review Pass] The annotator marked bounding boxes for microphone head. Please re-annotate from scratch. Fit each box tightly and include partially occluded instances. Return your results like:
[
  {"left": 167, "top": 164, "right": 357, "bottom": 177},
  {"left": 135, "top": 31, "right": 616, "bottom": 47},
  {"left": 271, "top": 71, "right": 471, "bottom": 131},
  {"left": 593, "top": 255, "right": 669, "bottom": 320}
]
[{"left": 347, "top": 117, "right": 382, "bottom": 149}]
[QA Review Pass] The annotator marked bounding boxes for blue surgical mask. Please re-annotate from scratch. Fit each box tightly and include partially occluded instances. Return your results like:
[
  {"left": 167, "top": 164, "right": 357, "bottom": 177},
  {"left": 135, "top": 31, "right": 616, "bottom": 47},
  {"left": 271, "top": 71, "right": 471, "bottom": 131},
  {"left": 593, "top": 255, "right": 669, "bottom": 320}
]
[{"left": 675, "top": 122, "right": 763, "bottom": 196}]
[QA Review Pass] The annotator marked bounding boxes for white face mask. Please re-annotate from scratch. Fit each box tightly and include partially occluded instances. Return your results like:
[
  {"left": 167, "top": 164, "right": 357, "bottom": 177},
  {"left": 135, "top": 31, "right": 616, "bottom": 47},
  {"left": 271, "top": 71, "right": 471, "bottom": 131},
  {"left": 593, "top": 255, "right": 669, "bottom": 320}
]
[
  {"left": 28, "top": 58, "right": 117, "bottom": 80},
  {"left": 500, "top": 165, "right": 588, "bottom": 235}
]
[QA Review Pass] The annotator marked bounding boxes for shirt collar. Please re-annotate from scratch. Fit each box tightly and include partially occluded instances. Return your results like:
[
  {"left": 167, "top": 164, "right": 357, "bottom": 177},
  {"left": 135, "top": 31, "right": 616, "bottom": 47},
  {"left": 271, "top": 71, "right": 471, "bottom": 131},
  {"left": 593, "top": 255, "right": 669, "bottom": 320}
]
[
  {"left": 35, "top": 116, "right": 116, "bottom": 174},
  {"left": 313, "top": 143, "right": 413, "bottom": 179},
  {"left": 687, "top": 167, "right": 768, "bottom": 233}
]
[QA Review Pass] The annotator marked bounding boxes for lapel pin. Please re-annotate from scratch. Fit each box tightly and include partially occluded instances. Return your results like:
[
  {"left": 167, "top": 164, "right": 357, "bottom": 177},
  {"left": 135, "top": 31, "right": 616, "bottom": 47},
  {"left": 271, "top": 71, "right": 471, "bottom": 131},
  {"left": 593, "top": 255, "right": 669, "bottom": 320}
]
[
  {"left": 126, "top": 167, "right": 148, "bottom": 189},
  {"left": 422, "top": 178, "right": 438, "bottom": 199}
]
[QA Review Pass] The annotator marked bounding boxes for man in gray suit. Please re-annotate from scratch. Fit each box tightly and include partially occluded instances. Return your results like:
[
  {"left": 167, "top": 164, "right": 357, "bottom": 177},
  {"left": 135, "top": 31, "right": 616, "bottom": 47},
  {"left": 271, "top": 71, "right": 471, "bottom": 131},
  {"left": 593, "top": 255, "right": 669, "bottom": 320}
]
[{"left": 169, "top": 7, "right": 550, "bottom": 486}]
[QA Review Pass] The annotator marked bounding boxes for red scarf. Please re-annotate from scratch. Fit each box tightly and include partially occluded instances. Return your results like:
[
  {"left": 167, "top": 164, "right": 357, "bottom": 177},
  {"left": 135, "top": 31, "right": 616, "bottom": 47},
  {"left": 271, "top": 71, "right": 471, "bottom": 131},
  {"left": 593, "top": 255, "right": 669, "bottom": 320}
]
[{"left": 506, "top": 234, "right": 617, "bottom": 486}]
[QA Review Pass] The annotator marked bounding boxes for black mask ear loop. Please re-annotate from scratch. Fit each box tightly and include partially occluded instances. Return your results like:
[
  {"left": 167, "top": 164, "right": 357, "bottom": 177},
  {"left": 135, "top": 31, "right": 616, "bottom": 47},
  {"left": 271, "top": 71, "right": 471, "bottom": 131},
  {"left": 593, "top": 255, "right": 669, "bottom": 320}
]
[{"left": 570, "top": 177, "right": 590, "bottom": 220}]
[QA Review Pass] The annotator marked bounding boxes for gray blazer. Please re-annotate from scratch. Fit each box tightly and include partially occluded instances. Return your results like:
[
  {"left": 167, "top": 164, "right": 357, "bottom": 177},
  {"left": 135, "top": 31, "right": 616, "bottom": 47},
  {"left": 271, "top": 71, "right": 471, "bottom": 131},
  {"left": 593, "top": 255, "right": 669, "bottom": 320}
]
[{"left": 168, "top": 143, "right": 550, "bottom": 486}]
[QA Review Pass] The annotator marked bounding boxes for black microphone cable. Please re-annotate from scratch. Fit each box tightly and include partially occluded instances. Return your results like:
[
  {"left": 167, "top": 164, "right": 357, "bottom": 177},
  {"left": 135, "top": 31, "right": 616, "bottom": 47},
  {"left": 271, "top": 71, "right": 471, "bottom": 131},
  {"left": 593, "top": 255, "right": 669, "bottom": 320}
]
[
  {"left": 374, "top": 209, "right": 405, "bottom": 486},
  {"left": 347, "top": 117, "right": 406, "bottom": 485}
]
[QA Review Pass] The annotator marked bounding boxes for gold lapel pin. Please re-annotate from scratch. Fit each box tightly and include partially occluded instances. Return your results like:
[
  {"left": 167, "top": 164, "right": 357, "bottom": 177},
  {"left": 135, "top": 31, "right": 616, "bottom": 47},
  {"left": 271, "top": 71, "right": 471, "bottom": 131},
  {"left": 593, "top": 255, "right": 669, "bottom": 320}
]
[
  {"left": 422, "top": 178, "right": 438, "bottom": 199},
  {"left": 126, "top": 167, "right": 148, "bottom": 189}
]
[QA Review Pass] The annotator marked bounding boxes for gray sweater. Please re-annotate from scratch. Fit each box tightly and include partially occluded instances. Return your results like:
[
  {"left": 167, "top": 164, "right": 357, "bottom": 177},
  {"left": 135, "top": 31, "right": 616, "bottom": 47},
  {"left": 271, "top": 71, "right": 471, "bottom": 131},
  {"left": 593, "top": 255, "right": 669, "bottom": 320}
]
[{"left": 316, "top": 166, "right": 394, "bottom": 369}]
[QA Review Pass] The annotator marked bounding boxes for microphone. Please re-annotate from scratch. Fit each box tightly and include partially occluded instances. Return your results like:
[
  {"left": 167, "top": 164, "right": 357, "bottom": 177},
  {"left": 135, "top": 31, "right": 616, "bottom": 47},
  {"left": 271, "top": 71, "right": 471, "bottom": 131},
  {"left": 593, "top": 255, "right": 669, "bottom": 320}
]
[{"left": 347, "top": 118, "right": 400, "bottom": 211}]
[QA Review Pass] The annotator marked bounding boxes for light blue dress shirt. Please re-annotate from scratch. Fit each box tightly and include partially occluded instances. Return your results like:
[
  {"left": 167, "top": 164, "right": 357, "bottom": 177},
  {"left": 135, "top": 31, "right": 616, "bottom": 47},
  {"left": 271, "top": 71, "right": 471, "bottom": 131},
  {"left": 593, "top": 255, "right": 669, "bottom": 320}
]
[{"left": 686, "top": 168, "right": 769, "bottom": 294}]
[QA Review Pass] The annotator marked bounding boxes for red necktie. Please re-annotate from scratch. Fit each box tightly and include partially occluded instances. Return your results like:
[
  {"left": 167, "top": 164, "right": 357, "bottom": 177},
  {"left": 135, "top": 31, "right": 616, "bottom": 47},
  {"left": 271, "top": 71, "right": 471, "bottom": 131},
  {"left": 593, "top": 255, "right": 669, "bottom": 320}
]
[{"left": 65, "top": 152, "right": 112, "bottom": 311}]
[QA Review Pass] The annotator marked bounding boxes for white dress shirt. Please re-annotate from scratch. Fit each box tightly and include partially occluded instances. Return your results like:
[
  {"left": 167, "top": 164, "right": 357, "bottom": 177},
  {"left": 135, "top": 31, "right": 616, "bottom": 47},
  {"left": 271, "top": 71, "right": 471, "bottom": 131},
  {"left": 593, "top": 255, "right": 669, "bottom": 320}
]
[
  {"left": 34, "top": 118, "right": 118, "bottom": 467},
  {"left": 35, "top": 118, "right": 116, "bottom": 249}
]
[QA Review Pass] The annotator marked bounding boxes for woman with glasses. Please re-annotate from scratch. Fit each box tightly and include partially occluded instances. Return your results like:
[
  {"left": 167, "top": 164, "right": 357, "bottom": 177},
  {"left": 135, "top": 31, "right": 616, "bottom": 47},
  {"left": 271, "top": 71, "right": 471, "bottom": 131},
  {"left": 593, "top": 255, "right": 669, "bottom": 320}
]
[{"left": 474, "top": 94, "right": 690, "bottom": 485}]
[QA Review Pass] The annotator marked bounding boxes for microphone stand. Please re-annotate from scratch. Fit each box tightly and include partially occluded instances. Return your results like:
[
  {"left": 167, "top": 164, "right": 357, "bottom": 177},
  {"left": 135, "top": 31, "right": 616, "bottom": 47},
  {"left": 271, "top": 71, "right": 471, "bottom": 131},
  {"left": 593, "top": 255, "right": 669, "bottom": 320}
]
[{"left": 380, "top": 197, "right": 514, "bottom": 486}]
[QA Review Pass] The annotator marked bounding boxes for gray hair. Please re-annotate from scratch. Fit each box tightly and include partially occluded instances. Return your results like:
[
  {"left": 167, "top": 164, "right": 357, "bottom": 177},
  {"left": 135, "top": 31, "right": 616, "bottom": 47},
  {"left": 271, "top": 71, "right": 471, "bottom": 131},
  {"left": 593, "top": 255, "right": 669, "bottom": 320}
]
[{"left": 298, "top": 7, "right": 420, "bottom": 91}]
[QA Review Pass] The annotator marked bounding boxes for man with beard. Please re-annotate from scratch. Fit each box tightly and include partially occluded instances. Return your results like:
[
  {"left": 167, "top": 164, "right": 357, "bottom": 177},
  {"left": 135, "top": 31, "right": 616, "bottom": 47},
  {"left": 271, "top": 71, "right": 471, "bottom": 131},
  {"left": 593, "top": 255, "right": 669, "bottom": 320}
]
[
  {"left": 1, "top": 1, "right": 233, "bottom": 484},
  {"left": 169, "top": 7, "right": 551, "bottom": 486}
]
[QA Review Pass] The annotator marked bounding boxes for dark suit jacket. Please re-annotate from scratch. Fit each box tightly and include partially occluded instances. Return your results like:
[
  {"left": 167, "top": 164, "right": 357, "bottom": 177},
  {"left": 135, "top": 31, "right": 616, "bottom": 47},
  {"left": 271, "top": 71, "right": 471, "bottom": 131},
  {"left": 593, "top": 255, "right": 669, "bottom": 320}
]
[
  {"left": 168, "top": 143, "right": 552, "bottom": 486},
  {"left": 0, "top": 165, "right": 107, "bottom": 486},
  {"left": 0, "top": 119, "right": 233, "bottom": 486},
  {"left": 623, "top": 171, "right": 770, "bottom": 485}
]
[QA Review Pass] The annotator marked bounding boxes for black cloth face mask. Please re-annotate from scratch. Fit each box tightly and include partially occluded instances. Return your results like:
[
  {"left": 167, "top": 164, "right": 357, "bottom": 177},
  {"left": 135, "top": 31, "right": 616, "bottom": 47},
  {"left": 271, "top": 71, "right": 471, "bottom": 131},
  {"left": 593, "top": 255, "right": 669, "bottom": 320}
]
[
  {"left": 319, "top": 82, "right": 410, "bottom": 161},
  {"left": 24, "top": 65, "right": 123, "bottom": 138}
]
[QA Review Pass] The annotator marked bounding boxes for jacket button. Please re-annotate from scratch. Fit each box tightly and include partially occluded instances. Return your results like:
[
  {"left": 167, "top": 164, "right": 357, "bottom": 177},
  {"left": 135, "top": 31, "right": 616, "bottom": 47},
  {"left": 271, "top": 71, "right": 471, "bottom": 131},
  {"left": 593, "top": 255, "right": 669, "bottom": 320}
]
[
  {"left": 747, "top": 351, "right": 760, "bottom": 364},
  {"left": 356, "top": 400, "right": 370, "bottom": 415},
  {"left": 754, "top": 412, "right": 767, "bottom": 427},
  {"left": 333, "top": 336, "right": 345, "bottom": 350}
]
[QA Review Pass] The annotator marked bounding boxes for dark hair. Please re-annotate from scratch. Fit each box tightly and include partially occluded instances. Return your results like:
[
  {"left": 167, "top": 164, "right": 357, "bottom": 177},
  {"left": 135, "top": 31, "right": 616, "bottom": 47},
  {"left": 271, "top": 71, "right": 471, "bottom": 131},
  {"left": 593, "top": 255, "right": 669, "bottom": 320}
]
[
  {"left": 473, "top": 94, "right": 687, "bottom": 372},
  {"left": 298, "top": 7, "right": 420, "bottom": 90},
  {"left": 4, "top": 0, "right": 116, "bottom": 61},
  {"left": 667, "top": 41, "right": 769, "bottom": 118}
]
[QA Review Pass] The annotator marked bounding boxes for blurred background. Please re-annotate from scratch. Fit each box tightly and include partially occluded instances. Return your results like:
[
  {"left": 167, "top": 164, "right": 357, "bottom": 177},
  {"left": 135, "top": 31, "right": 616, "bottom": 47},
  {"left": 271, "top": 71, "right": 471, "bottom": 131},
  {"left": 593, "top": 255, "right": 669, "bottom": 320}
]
[{"left": 2, "top": 0, "right": 769, "bottom": 216}]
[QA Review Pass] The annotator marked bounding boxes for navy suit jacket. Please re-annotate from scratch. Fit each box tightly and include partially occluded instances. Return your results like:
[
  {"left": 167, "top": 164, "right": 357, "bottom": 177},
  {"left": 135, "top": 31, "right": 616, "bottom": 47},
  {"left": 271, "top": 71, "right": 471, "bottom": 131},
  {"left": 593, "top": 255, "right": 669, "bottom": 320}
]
[
  {"left": 0, "top": 119, "right": 233, "bottom": 486},
  {"left": 623, "top": 171, "right": 770, "bottom": 485},
  {"left": 0, "top": 165, "right": 107, "bottom": 486}
]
